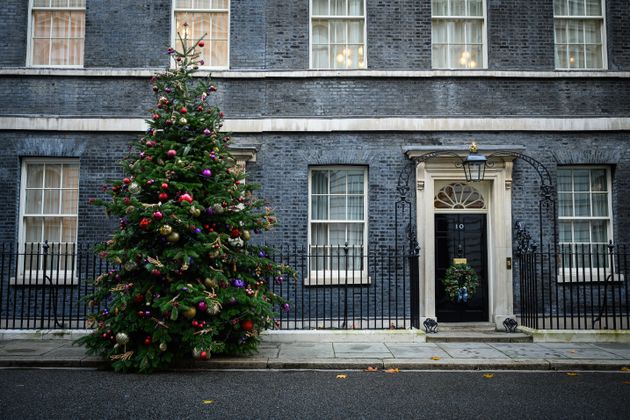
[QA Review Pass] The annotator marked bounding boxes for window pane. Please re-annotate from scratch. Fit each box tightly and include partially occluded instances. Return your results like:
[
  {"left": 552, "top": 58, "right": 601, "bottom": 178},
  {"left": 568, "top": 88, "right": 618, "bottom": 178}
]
[
  {"left": 45, "top": 165, "right": 62, "bottom": 188},
  {"left": 574, "top": 193, "right": 590, "bottom": 216},
  {"left": 44, "top": 218, "right": 62, "bottom": 242},
  {"left": 566, "top": 20, "right": 583, "bottom": 43},
  {"left": 574, "top": 221, "right": 590, "bottom": 242},
  {"left": 557, "top": 170, "right": 572, "bottom": 191},
  {"left": 569, "top": 44, "right": 584, "bottom": 68},
  {"left": 468, "top": 0, "right": 483, "bottom": 17},
  {"left": 313, "top": 0, "right": 328, "bottom": 15},
  {"left": 432, "top": 0, "right": 448, "bottom": 16},
  {"left": 558, "top": 193, "right": 573, "bottom": 217},
  {"left": 64, "top": 165, "right": 79, "bottom": 189},
  {"left": 348, "top": 223, "right": 364, "bottom": 245},
  {"left": 195, "top": 0, "right": 211, "bottom": 9},
  {"left": 590, "top": 169, "right": 606, "bottom": 191},
  {"left": 312, "top": 171, "right": 328, "bottom": 194},
  {"left": 348, "top": 0, "right": 363, "bottom": 16},
  {"left": 554, "top": 0, "right": 567, "bottom": 15},
  {"left": 451, "top": 0, "right": 466, "bottom": 16},
  {"left": 433, "top": 20, "right": 448, "bottom": 43},
  {"left": 176, "top": 0, "right": 193, "bottom": 8},
  {"left": 555, "top": 20, "right": 567, "bottom": 43},
  {"left": 583, "top": 20, "right": 601, "bottom": 43},
  {"left": 33, "top": 11, "right": 51, "bottom": 37},
  {"left": 560, "top": 221, "right": 573, "bottom": 242},
  {"left": 347, "top": 171, "right": 364, "bottom": 193},
  {"left": 27, "top": 165, "right": 44, "bottom": 188},
  {"left": 585, "top": 45, "right": 602, "bottom": 68},
  {"left": 61, "top": 189, "right": 78, "bottom": 214},
  {"left": 432, "top": 44, "right": 448, "bottom": 67},
  {"left": 585, "top": 0, "right": 602, "bottom": 16},
  {"left": 330, "top": 196, "right": 346, "bottom": 219},
  {"left": 313, "top": 45, "right": 329, "bottom": 68},
  {"left": 347, "top": 21, "right": 363, "bottom": 43},
  {"left": 44, "top": 190, "right": 61, "bottom": 214},
  {"left": 25, "top": 218, "right": 43, "bottom": 243},
  {"left": 329, "top": 223, "right": 346, "bottom": 245},
  {"left": 568, "top": 0, "right": 584, "bottom": 16},
  {"left": 33, "top": 0, "right": 50, "bottom": 7},
  {"left": 331, "top": 0, "right": 347, "bottom": 16},
  {"left": 211, "top": 40, "right": 228, "bottom": 67},
  {"left": 451, "top": 20, "right": 465, "bottom": 43},
  {"left": 313, "top": 22, "right": 329, "bottom": 44},
  {"left": 312, "top": 223, "right": 328, "bottom": 245},
  {"left": 591, "top": 193, "right": 608, "bottom": 217},
  {"left": 51, "top": 0, "right": 68, "bottom": 7},
  {"left": 591, "top": 220, "right": 607, "bottom": 243},
  {"left": 347, "top": 196, "right": 364, "bottom": 220},
  {"left": 467, "top": 20, "right": 483, "bottom": 43},
  {"left": 555, "top": 44, "right": 568, "bottom": 68},
  {"left": 573, "top": 170, "right": 589, "bottom": 191},
  {"left": 312, "top": 196, "right": 328, "bottom": 220},
  {"left": 62, "top": 217, "right": 77, "bottom": 242},
  {"left": 331, "top": 21, "right": 346, "bottom": 43},
  {"left": 468, "top": 45, "right": 481, "bottom": 68},
  {"left": 329, "top": 170, "right": 346, "bottom": 194},
  {"left": 26, "top": 190, "right": 43, "bottom": 214}
]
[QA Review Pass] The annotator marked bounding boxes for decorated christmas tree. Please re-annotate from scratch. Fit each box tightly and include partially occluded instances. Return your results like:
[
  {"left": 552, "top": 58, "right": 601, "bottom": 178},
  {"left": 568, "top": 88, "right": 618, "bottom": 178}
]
[{"left": 78, "top": 33, "right": 292, "bottom": 373}]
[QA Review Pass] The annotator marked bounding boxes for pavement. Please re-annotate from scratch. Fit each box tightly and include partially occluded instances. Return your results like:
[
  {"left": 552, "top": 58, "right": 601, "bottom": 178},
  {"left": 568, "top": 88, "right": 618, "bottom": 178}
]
[{"left": 1, "top": 336, "right": 630, "bottom": 371}]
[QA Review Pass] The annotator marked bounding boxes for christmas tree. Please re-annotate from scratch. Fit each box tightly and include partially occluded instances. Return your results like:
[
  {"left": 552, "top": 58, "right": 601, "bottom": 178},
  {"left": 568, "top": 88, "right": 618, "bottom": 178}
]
[{"left": 77, "top": 33, "right": 292, "bottom": 373}]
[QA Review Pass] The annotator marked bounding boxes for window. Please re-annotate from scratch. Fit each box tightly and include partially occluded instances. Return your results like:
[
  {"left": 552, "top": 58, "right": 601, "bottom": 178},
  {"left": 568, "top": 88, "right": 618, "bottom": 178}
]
[
  {"left": 558, "top": 167, "right": 612, "bottom": 273},
  {"left": 308, "top": 167, "right": 368, "bottom": 284},
  {"left": 28, "top": 0, "right": 85, "bottom": 67},
  {"left": 19, "top": 160, "right": 79, "bottom": 275},
  {"left": 431, "top": 0, "right": 486, "bottom": 69},
  {"left": 554, "top": 0, "right": 606, "bottom": 69},
  {"left": 311, "top": 0, "right": 366, "bottom": 69},
  {"left": 173, "top": 0, "right": 230, "bottom": 69}
]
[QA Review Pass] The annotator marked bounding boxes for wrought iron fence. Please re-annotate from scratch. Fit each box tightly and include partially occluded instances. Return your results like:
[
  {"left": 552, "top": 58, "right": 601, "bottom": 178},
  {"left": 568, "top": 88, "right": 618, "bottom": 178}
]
[
  {"left": 517, "top": 243, "right": 630, "bottom": 330},
  {"left": 0, "top": 242, "right": 418, "bottom": 330}
]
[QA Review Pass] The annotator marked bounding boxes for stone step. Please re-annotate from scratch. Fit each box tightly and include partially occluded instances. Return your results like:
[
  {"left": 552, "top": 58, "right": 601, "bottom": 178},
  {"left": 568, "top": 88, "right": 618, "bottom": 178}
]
[
  {"left": 437, "top": 322, "right": 497, "bottom": 332},
  {"left": 426, "top": 331, "right": 533, "bottom": 343}
]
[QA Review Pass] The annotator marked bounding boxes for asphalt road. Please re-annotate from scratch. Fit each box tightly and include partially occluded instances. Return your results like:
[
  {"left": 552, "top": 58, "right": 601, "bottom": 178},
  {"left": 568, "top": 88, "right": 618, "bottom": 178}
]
[{"left": 1, "top": 369, "right": 629, "bottom": 419}]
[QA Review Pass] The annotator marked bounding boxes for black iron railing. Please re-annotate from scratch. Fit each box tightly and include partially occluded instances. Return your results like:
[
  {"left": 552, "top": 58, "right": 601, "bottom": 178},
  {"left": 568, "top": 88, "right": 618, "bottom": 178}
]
[
  {"left": 517, "top": 243, "right": 630, "bottom": 330},
  {"left": 0, "top": 242, "right": 418, "bottom": 330}
]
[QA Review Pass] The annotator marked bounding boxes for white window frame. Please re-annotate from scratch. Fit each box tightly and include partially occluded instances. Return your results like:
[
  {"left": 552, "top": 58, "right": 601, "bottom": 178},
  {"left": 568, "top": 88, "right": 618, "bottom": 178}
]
[
  {"left": 309, "top": 0, "right": 368, "bottom": 70},
  {"left": 307, "top": 166, "right": 369, "bottom": 285},
  {"left": 553, "top": 0, "right": 607, "bottom": 70},
  {"left": 15, "top": 158, "right": 80, "bottom": 285},
  {"left": 431, "top": 0, "right": 488, "bottom": 69},
  {"left": 26, "top": 0, "right": 86, "bottom": 68},
  {"left": 171, "top": 0, "right": 231, "bottom": 70},
  {"left": 557, "top": 166, "right": 619, "bottom": 282}
]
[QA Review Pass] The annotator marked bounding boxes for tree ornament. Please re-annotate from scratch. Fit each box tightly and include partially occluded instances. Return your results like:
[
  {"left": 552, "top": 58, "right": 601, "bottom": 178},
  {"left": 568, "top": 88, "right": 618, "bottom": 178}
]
[
  {"left": 204, "top": 278, "right": 217, "bottom": 289},
  {"left": 128, "top": 182, "right": 141, "bottom": 194},
  {"left": 153, "top": 211, "right": 164, "bottom": 221},
  {"left": 207, "top": 303, "right": 221, "bottom": 316},
  {"left": 183, "top": 307, "right": 197, "bottom": 319},
  {"left": 167, "top": 232, "right": 180, "bottom": 243},
  {"left": 159, "top": 342, "right": 168, "bottom": 352},
  {"left": 159, "top": 192, "right": 169, "bottom": 202},
  {"left": 179, "top": 193, "right": 193, "bottom": 203},
  {"left": 197, "top": 301, "right": 208, "bottom": 312},
  {"left": 189, "top": 207, "right": 201, "bottom": 217},
  {"left": 200, "top": 351, "right": 208, "bottom": 360},
  {"left": 180, "top": 107, "right": 187, "bottom": 114},
  {"left": 241, "top": 320, "right": 254, "bottom": 331},
  {"left": 198, "top": 41, "right": 205, "bottom": 47},
  {"left": 179, "top": 117, "right": 188, "bottom": 125},
  {"left": 242, "top": 230, "right": 251, "bottom": 241},
  {"left": 115, "top": 332, "right": 130, "bottom": 345},
  {"left": 144, "top": 336, "right": 152, "bottom": 346},
  {"left": 201, "top": 169, "right": 212, "bottom": 177},
  {"left": 167, "top": 149, "right": 177, "bottom": 158},
  {"left": 161, "top": 183, "right": 169, "bottom": 190},
  {"left": 139, "top": 218, "right": 152, "bottom": 230},
  {"left": 192, "top": 348, "right": 201, "bottom": 360},
  {"left": 159, "top": 225, "right": 173, "bottom": 236},
  {"left": 123, "top": 177, "right": 131, "bottom": 185}
]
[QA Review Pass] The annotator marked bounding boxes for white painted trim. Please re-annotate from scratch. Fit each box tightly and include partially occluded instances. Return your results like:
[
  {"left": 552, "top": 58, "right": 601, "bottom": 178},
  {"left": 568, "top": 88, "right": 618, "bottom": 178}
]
[
  {"left": 2, "top": 116, "right": 629, "bottom": 133},
  {"left": 2, "top": 68, "right": 628, "bottom": 78}
]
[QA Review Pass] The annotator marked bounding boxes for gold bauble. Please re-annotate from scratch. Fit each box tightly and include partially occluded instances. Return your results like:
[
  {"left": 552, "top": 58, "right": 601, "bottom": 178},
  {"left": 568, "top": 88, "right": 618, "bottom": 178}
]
[
  {"left": 159, "top": 342, "right": 168, "bottom": 352},
  {"left": 183, "top": 306, "right": 197, "bottom": 319},
  {"left": 125, "top": 206, "right": 135, "bottom": 214},
  {"left": 179, "top": 117, "right": 188, "bottom": 124},
  {"left": 204, "top": 278, "right": 217, "bottom": 289},
  {"left": 189, "top": 207, "right": 201, "bottom": 217},
  {"left": 160, "top": 225, "right": 173, "bottom": 236},
  {"left": 167, "top": 232, "right": 180, "bottom": 243},
  {"left": 207, "top": 303, "right": 221, "bottom": 316},
  {"left": 242, "top": 230, "right": 251, "bottom": 241}
]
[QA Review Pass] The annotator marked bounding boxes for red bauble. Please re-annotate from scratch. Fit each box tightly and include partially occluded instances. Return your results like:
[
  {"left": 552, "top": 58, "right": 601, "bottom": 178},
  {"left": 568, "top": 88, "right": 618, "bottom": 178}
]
[
  {"left": 179, "top": 193, "right": 193, "bottom": 203},
  {"left": 151, "top": 269, "right": 161, "bottom": 277},
  {"left": 152, "top": 113, "right": 160, "bottom": 120},
  {"left": 159, "top": 192, "right": 169, "bottom": 202},
  {"left": 167, "top": 149, "right": 177, "bottom": 158},
  {"left": 123, "top": 177, "right": 131, "bottom": 185},
  {"left": 133, "top": 294, "right": 144, "bottom": 304},
  {"left": 197, "top": 105, "right": 203, "bottom": 112},
  {"left": 198, "top": 41, "right": 205, "bottom": 47},
  {"left": 138, "top": 310, "right": 145, "bottom": 318},
  {"left": 241, "top": 320, "right": 254, "bottom": 331},
  {"left": 153, "top": 211, "right": 163, "bottom": 221},
  {"left": 139, "top": 217, "right": 151, "bottom": 230},
  {"left": 200, "top": 351, "right": 208, "bottom": 360},
  {"left": 161, "top": 183, "right": 169, "bottom": 190},
  {"left": 180, "top": 107, "right": 187, "bottom": 114},
  {"left": 231, "top": 228, "right": 241, "bottom": 238},
  {"left": 144, "top": 336, "right": 152, "bottom": 345}
]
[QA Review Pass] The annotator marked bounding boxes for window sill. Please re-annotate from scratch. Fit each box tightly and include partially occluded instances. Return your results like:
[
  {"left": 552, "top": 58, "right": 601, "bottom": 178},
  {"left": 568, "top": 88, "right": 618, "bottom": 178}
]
[
  {"left": 557, "top": 271, "right": 625, "bottom": 283},
  {"left": 304, "top": 273, "right": 371, "bottom": 286},
  {"left": 10, "top": 274, "right": 79, "bottom": 286}
]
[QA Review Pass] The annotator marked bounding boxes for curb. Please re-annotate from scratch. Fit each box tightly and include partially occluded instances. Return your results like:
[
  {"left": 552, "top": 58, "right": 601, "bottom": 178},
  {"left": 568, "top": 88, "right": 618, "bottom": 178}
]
[{"left": 2, "top": 357, "right": 629, "bottom": 371}]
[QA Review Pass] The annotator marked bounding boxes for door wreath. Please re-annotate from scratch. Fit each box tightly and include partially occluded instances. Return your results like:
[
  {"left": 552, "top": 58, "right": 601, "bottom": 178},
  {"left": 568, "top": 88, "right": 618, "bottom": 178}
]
[{"left": 440, "top": 263, "right": 479, "bottom": 303}]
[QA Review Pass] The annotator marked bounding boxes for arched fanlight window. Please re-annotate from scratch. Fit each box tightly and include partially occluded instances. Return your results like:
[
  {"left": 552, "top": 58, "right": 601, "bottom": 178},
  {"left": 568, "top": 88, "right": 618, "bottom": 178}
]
[{"left": 434, "top": 182, "right": 486, "bottom": 209}]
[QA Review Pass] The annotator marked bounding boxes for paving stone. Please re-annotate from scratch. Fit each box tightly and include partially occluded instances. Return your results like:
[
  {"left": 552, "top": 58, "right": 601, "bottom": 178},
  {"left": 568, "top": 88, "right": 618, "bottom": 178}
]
[
  {"left": 489, "top": 343, "right": 567, "bottom": 359},
  {"left": 277, "top": 342, "right": 334, "bottom": 358},
  {"left": 592, "top": 343, "right": 630, "bottom": 359},
  {"left": 385, "top": 343, "right": 452, "bottom": 359},
  {"left": 438, "top": 343, "right": 511, "bottom": 359},
  {"left": 538, "top": 343, "right": 624, "bottom": 359}
]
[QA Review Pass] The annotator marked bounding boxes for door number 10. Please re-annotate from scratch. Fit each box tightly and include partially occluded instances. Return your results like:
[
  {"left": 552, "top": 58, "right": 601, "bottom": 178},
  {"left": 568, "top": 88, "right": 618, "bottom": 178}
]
[{"left": 455, "top": 224, "right": 465, "bottom": 230}]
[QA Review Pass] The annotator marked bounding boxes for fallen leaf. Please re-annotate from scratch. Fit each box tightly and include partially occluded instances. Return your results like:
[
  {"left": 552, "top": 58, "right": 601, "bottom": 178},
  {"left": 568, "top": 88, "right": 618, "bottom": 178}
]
[
  {"left": 202, "top": 400, "right": 214, "bottom": 405},
  {"left": 483, "top": 373, "right": 494, "bottom": 379},
  {"left": 566, "top": 372, "right": 578, "bottom": 376},
  {"left": 431, "top": 356, "right": 442, "bottom": 361},
  {"left": 568, "top": 350, "right": 577, "bottom": 354},
  {"left": 365, "top": 366, "right": 378, "bottom": 372},
  {"left": 384, "top": 368, "right": 400, "bottom": 374},
  {"left": 336, "top": 374, "right": 348, "bottom": 379},
  {"left": 621, "top": 367, "right": 630, "bottom": 372}
]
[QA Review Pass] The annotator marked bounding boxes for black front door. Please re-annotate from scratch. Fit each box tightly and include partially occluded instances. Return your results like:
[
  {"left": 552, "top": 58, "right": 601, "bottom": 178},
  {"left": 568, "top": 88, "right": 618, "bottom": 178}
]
[{"left": 435, "top": 214, "right": 488, "bottom": 322}]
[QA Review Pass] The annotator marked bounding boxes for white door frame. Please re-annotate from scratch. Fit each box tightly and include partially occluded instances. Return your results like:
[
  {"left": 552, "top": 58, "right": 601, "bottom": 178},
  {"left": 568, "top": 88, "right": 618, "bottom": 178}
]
[{"left": 406, "top": 148, "right": 520, "bottom": 330}]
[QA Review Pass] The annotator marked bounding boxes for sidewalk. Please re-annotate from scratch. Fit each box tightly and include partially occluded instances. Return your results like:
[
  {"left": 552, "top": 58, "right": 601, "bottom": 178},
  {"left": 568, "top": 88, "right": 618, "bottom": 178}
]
[{"left": 1, "top": 336, "right": 629, "bottom": 371}]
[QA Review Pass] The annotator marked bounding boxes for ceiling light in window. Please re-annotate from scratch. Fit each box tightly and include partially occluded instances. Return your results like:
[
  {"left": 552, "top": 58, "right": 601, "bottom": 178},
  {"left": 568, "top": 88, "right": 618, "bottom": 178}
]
[{"left": 336, "top": 52, "right": 345, "bottom": 63}]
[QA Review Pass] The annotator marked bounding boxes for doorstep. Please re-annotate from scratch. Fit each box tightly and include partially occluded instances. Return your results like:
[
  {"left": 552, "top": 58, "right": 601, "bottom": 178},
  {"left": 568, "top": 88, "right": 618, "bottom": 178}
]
[{"left": 519, "top": 327, "right": 630, "bottom": 344}]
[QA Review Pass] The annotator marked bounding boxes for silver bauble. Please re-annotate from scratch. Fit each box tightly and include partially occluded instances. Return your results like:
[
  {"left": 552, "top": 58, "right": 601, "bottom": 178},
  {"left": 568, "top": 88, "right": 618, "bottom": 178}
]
[
  {"left": 128, "top": 182, "right": 141, "bottom": 194},
  {"left": 207, "top": 303, "right": 221, "bottom": 316},
  {"left": 115, "top": 332, "right": 130, "bottom": 345}
]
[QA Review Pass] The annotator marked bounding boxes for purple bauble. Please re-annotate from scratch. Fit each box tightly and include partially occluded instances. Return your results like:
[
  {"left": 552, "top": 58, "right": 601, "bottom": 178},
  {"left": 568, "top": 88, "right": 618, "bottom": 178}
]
[
  {"left": 258, "top": 251, "right": 266, "bottom": 258},
  {"left": 194, "top": 227, "right": 202, "bottom": 234},
  {"left": 282, "top": 303, "right": 290, "bottom": 312},
  {"left": 198, "top": 301, "right": 208, "bottom": 312},
  {"left": 232, "top": 278, "right": 245, "bottom": 288},
  {"left": 203, "top": 128, "right": 211, "bottom": 136},
  {"left": 206, "top": 207, "right": 215, "bottom": 216},
  {"left": 202, "top": 169, "right": 212, "bottom": 177}
]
